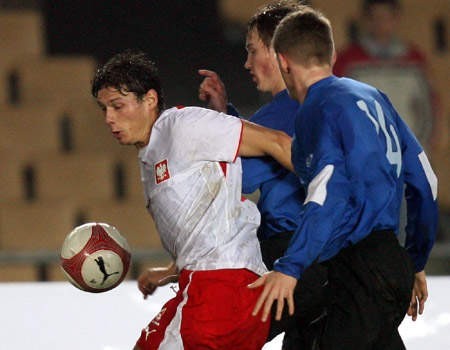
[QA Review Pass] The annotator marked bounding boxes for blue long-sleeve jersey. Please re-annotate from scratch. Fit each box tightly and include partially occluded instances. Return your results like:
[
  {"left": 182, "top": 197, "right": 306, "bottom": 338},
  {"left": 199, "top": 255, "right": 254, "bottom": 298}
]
[
  {"left": 227, "top": 90, "right": 304, "bottom": 239},
  {"left": 274, "top": 76, "right": 438, "bottom": 278}
]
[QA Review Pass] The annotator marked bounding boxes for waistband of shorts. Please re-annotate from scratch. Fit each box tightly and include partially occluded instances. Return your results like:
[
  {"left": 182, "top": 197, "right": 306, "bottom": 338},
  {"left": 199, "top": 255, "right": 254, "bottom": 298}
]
[{"left": 354, "top": 229, "right": 397, "bottom": 249}]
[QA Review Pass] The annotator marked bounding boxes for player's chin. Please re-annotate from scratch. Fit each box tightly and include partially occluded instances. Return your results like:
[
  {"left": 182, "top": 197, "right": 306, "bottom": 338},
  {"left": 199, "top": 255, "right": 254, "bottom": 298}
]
[
  {"left": 255, "top": 80, "right": 269, "bottom": 93},
  {"left": 255, "top": 82, "right": 265, "bottom": 92},
  {"left": 117, "top": 137, "right": 133, "bottom": 146}
]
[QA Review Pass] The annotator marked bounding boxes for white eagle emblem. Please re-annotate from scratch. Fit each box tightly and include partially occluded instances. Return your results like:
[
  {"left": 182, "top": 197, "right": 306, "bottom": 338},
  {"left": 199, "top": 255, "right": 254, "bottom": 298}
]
[{"left": 155, "top": 159, "right": 170, "bottom": 184}]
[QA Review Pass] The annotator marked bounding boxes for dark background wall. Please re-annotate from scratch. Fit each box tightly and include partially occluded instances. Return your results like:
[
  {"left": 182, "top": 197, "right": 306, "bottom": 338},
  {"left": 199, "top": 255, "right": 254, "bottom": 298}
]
[{"left": 41, "top": 0, "right": 261, "bottom": 110}]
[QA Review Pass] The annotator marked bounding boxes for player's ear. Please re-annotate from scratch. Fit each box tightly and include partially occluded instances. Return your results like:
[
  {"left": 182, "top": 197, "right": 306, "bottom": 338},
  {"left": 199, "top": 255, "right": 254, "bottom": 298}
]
[
  {"left": 144, "top": 89, "right": 158, "bottom": 109},
  {"left": 276, "top": 53, "right": 290, "bottom": 74}
]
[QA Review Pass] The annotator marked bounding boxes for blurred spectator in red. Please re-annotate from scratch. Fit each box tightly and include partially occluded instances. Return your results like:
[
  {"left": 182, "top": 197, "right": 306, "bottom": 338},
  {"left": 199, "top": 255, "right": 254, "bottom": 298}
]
[{"left": 334, "top": 0, "right": 442, "bottom": 153}]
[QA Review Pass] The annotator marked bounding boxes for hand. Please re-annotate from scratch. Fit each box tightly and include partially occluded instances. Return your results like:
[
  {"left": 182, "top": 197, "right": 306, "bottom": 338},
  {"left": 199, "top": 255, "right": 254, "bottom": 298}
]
[
  {"left": 248, "top": 271, "right": 298, "bottom": 322},
  {"left": 407, "top": 270, "right": 428, "bottom": 321},
  {"left": 198, "top": 69, "right": 228, "bottom": 112},
  {"left": 137, "top": 263, "right": 178, "bottom": 299}
]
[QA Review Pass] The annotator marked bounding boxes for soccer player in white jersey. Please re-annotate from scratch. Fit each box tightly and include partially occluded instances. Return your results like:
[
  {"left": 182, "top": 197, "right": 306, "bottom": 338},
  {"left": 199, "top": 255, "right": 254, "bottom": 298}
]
[{"left": 91, "top": 50, "right": 294, "bottom": 349}]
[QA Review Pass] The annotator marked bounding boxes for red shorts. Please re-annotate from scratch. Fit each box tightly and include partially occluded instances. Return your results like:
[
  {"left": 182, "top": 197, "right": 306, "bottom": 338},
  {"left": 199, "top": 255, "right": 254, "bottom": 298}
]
[{"left": 135, "top": 268, "right": 270, "bottom": 349}]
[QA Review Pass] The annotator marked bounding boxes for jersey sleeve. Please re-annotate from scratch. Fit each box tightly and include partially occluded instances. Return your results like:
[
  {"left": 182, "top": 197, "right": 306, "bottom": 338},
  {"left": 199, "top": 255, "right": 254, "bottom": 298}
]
[
  {"left": 274, "top": 110, "right": 353, "bottom": 279},
  {"left": 171, "top": 107, "right": 243, "bottom": 163},
  {"left": 396, "top": 114, "right": 438, "bottom": 272}
]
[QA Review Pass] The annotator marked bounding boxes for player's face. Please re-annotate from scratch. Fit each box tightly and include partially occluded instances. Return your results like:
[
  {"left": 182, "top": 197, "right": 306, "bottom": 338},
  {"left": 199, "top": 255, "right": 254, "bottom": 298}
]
[
  {"left": 96, "top": 87, "right": 155, "bottom": 148},
  {"left": 244, "top": 29, "right": 284, "bottom": 95}
]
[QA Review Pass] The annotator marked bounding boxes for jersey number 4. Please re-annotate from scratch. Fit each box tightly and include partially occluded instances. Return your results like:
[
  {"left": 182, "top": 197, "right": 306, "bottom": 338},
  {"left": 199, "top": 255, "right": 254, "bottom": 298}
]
[{"left": 357, "top": 100, "right": 402, "bottom": 178}]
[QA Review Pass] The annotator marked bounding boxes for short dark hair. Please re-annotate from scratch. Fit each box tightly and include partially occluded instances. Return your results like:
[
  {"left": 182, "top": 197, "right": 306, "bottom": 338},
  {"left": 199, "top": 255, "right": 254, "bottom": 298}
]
[
  {"left": 363, "top": 0, "right": 400, "bottom": 14},
  {"left": 247, "top": 0, "right": 306, "bottom": 47},
  {"left": 91, "top": 50, "right": 165, "bottom": 112},
  {"left": 273, "top": 8, "right": 334, "bottom": 66}
]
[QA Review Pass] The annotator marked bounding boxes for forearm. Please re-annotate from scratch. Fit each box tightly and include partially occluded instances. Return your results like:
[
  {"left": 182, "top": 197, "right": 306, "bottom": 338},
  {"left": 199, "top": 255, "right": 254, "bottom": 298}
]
[
  {"left": 267, "top": 130, "right": 294, "bottom": 172},
  {"left": 239, "top": 120, "right": 293, "bottom": 172}
]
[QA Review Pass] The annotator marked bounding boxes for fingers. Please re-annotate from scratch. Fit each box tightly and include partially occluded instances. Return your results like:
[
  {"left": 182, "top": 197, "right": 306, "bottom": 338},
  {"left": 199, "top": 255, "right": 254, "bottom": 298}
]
[
  {"left": 250, "top": 272, "right": 297, "bottom": 323},
  {"left": 248, "top": 275, "right": 265, "bottom": 289},
  {"left": 197, "top": 69, "right": 228, "bottom": 112},
  {"left": 408, "top": 294, "right": 418, "bottom": 321},
  {"left": 198, "top": 69, "right": 220, "bottom": 94},
  {"left": 198, "top": 69, "right": 219, "bottom": 79},
  {"left": 198, "top": 79, "right": 216, "bottom": 104},
  {"left": 138, "top": 281, "right": 156, "bottom": 299},
  {"left": 418, "top": 298, "right": 425, "bottom": 316},
  {"left": 137, "top": 268, "right": 171, "bottom": 299},
  {"left": 199, "top": 77, "right": 222, "bottom": 95},
  {"left": 408, "top": 271, "right": 429, "bottom": 321},
  {"left": 287, "top": 291, "right": 295, "bottom": 316},
  {"left": 198, "top": 88, "right": 208, "bottom": 102},
  {"left": 198, "top": 70, "right": 224, "bottom": 96},
  {"left": 275, "top": 294, "right": 284, "bottom": 321},
  {"left": 418, "top": 289, "right": 427, "bottom": 316},
  {"left": 253, "top": 285, "right": 292, "bottom": 322},
  {"left": 250, "top": 276, "right": 268, "bottom": 317}
]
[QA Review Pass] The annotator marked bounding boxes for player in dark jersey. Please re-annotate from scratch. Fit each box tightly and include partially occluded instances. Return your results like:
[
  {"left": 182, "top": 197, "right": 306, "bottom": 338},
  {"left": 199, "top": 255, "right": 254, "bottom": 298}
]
[{"left": 250, "top": 7, "right": 438, "bottom": 349}]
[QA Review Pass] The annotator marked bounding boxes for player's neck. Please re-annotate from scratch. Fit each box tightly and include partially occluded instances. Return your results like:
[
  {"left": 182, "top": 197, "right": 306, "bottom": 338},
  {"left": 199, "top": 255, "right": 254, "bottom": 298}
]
[
  {"left": 295, "top": 65, "right": 332, "bottom": 102},
  {"left": 270, "top": 78, "right": 286, "bottom": 97},
  {"left": 134, "top": 110, "right": 160, "bottom": 149}
]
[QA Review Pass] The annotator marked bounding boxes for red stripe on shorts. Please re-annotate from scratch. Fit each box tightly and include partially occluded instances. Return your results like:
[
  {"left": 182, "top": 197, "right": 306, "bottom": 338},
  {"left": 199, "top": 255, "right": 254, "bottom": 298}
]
[{"left": 135, "top": 279, "right": 186, "bottom": 349}]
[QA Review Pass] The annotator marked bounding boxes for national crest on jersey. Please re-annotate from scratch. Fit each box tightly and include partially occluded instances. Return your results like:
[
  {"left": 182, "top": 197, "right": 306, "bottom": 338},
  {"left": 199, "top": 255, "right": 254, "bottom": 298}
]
[{"left": 155, "top": 159, "right": 170, "bottom": 184}]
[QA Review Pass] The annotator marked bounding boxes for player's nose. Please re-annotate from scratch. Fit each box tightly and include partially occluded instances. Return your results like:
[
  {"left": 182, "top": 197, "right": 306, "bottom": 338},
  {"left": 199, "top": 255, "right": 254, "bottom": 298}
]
[
  {"left": 105, "top": 108, "right": 116, "bottom": 125},
  {"left": 244, "top": 56, "right": 251, "bottom": 70}
]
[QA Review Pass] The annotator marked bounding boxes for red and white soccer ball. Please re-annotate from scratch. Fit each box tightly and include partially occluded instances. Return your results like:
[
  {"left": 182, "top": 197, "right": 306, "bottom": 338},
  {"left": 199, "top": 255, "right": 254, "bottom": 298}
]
[{"left": 60, "top": 222, "right": 131, "bottom": 293}]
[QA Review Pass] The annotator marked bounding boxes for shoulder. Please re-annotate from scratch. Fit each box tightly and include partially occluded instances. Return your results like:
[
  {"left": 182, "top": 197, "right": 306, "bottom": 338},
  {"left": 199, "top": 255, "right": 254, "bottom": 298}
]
[
  {"left": 307, "top": 77, "right": 379, "bottom": 121},
  {"left": 158, "top": 106, "right": 221, "bottom": 127}
]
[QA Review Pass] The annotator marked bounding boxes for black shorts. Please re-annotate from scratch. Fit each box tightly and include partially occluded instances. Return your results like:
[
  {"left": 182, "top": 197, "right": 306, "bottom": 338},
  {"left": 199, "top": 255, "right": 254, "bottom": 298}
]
[{"left": 321, "top": 229, "right": 415, "bottom": 350}]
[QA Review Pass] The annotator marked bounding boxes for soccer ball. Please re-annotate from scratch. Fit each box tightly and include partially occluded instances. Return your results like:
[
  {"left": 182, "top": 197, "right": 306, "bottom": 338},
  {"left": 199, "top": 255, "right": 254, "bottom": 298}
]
[{"left": 60, "top": 222, "right": 131, "bottom": 293}]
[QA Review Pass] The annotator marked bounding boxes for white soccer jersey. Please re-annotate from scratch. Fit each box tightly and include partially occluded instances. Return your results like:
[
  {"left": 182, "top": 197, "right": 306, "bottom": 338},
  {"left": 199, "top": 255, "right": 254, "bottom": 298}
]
[{"left": 138, "top": 106, "right": 267, "bottom": 276}]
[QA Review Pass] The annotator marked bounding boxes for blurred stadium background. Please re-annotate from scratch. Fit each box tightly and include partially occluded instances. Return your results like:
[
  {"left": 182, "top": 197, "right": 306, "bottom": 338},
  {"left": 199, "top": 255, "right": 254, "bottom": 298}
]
[{"left": 0, "top": 0, "right": 448, "bottom": 285}]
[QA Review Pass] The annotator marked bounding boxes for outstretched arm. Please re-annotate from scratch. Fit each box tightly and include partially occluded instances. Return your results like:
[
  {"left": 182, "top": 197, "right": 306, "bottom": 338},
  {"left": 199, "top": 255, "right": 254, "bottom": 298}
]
[
  {"left": 239, "top": 120, "right": 294, "bottom": 172},
  {"left": 137, "top": 261, "right": 178, "bottom": 299}
]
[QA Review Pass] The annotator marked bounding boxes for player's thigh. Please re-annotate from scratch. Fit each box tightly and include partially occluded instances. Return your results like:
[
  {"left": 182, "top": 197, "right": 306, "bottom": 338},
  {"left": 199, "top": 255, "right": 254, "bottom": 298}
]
[
  {"left": 320, "top": 259, "right": 377, "bottom": 349},
  {"left": 321, "top": 231, "right": 414, "bottom": 349}
]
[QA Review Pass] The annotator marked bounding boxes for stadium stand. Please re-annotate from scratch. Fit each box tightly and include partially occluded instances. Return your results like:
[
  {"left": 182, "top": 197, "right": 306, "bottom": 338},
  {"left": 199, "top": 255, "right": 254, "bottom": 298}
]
[
  {"left": 0, "top": 1, "right": 448, "bottom": 284},
  {"left": 0, "top": 199, "right": 80, "bottom": 251}
]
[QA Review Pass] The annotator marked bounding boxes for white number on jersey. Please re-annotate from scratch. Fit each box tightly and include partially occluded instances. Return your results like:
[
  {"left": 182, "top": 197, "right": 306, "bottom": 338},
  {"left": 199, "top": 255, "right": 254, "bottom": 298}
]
[{"left": 357, "top": 100, "right": 402, "bottom": 177}]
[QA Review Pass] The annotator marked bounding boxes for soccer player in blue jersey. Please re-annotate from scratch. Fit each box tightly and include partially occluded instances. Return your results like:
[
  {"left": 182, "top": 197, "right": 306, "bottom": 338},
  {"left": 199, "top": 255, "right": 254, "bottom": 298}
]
[
  {"left": 250, "top": 7, "right": 439, "bottom": 349},
  {"left": 199, "top": 1, "right": 327, "bottom": 348}
]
